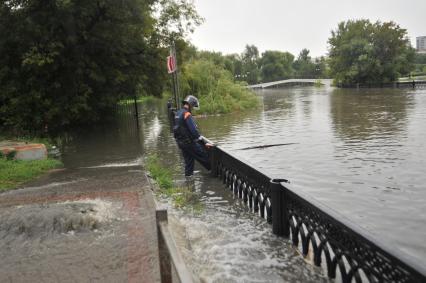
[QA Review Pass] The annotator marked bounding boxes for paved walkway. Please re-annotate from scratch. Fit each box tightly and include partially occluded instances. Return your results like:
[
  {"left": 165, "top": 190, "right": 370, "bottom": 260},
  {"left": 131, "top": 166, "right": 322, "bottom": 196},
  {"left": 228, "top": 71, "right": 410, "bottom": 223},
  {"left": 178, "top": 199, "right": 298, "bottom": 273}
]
[{"left": 0, "top": 166, "right": 160, "bottom": 283}]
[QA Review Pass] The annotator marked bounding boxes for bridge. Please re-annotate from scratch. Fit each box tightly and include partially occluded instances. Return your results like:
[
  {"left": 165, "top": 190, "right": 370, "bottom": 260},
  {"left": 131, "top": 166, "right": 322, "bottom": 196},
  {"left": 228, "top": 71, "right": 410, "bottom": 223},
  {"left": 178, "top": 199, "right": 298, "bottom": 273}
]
[{"left": 248, "top": 79, "right": 333, "bottom": 89}]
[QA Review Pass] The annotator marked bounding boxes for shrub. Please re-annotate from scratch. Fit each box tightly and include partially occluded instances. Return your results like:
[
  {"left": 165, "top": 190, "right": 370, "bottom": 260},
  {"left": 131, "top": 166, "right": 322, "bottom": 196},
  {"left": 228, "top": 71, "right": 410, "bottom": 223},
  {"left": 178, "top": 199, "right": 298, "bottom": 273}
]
[{"left": 180, "top": 59, "right": 259, "bottom": 115}]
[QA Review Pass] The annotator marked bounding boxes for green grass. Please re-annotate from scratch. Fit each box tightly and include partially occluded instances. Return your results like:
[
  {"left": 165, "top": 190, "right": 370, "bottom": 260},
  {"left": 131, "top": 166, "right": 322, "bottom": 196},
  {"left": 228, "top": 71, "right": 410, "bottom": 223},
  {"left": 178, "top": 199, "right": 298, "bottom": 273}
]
[
  {"left": 118, "top": 95, "right": 157, "bottom": 105},
  {"left": 146, "top": 154, "right": 203, "bottom": 211},
  {"left": 0, "top": 158, "right": 62, "bottom": 191},
  {"left": 314, "top": 79, "right": 323, "bottom": 87}
]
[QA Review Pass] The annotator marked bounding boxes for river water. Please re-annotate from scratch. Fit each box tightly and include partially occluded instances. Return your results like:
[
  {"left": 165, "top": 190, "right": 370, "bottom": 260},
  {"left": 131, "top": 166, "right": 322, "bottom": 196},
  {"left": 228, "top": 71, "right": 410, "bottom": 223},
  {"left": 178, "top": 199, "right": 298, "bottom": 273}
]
[
  {"left": 125, "top": 85, "right": 426, "bottom": 281},
  {"left": 196, "top": 86, "right": 426, "bottom": 265},
  {"left": 10, "top": 85, "right": 423, "bottom": 282}
]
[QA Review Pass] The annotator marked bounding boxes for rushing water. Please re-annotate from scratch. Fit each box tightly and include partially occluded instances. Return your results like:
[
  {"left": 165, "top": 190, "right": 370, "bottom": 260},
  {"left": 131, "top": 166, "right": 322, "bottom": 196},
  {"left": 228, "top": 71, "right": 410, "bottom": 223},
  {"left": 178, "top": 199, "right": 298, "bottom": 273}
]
[
  {"left": 135, "top": 85, "right": 426, "bottom": 280},
  {"left": 6, "top": 85, "right": 423, "bottom": 282},
  {"left": 197, "top": 86, "right": 426, "bottom": 264}
]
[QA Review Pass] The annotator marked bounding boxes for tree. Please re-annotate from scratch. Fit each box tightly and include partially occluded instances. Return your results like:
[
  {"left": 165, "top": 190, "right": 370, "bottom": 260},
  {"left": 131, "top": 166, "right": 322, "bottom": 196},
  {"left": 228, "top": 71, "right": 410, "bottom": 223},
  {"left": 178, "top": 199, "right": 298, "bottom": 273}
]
[
  {"left": 259, "top": 50, "right": 294, "bottom": 82},
  {"left": 328, "top": 19, "right": 415, "bottom": 85},
  {"left": 293, "top": 49, "right": 316, "bottom": 78},
  {"left": 241, "top": 44, "right": 260, "bottom": 84},
  {"left": 0, "top": 0, "right": 200, "bottom": 134}
]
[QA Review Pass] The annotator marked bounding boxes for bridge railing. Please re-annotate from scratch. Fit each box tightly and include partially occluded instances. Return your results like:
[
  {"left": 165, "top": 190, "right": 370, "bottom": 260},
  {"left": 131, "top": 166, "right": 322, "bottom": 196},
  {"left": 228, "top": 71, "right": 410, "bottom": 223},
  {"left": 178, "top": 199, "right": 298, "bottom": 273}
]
[{"left": 209, "top": 146, "right": 426, "bottom": 283}]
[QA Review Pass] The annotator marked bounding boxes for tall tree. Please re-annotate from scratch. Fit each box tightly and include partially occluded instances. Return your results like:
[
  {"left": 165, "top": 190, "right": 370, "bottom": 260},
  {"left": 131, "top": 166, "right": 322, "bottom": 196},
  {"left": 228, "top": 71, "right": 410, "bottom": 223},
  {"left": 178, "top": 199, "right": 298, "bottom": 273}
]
[
  {"left": 328, "top": 19, "right": 415, "bottom": 85},
  {"left": 293, "top": 49, "right": 315, "bottom": 78},
  {"left": 241, "top": 44, "right": 260, "bottom": 84},
  {"left": 0, "top": 0, "right": 200, "bottom": 134},
  {"left": 259, "top": 50, "right": 294, "bottom": 82}
]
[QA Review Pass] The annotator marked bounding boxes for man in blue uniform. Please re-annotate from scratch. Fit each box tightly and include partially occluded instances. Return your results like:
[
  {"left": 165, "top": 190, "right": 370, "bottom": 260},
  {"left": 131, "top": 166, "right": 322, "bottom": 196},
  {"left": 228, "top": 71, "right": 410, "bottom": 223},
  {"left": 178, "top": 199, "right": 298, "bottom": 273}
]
[{"left": 173, "top": 95, "right": 212, "bottom": 177}]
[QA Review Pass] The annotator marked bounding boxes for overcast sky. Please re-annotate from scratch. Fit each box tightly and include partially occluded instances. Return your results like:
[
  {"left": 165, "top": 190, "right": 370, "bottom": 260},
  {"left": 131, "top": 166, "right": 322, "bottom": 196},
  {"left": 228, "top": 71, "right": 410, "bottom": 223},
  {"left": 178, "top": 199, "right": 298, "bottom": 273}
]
[{"left": 189, "top": 0, "right": 426, "bottom": 58}]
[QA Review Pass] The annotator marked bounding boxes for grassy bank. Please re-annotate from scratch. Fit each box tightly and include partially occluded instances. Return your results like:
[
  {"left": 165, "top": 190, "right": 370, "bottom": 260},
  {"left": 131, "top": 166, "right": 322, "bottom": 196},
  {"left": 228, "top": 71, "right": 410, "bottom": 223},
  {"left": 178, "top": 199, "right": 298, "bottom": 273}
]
[
  {"left": 181, "top": 59, "right": 259, "bottom": 115},
  {"left": 146, "top": 154, "right": 202, "bottom": 210},
  {"left": 0, "top": 158, "right": 62, "bottom": 191}
]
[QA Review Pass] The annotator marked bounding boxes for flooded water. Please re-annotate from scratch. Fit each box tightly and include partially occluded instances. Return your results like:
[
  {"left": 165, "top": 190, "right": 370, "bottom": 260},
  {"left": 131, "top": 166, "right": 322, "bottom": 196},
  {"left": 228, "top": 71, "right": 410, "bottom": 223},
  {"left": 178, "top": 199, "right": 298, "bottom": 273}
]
[
  {"left": 197, "top": 86, "right": 426, "bottom": 264},
  {"left": 58, "top": 86, "right": 426, "bottom": 280},
  {"left": 3, "top": 85, "right": 424, "bottom": 282}
]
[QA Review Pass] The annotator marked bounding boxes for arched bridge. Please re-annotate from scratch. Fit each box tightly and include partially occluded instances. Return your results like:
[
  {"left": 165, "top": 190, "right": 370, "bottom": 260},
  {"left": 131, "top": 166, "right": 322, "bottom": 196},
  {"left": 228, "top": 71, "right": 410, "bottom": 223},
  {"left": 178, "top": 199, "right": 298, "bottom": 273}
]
[{"left": 248, "top": 79, "right": 332, "bottom": 89}]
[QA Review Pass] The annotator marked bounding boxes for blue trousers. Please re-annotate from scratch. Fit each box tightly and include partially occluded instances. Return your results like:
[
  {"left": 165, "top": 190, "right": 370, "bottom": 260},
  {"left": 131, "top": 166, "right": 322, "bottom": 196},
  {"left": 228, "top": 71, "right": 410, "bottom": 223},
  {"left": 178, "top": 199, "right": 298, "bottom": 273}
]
[{"left": 179, "top": 142, "right": 211, "bottom": 176}]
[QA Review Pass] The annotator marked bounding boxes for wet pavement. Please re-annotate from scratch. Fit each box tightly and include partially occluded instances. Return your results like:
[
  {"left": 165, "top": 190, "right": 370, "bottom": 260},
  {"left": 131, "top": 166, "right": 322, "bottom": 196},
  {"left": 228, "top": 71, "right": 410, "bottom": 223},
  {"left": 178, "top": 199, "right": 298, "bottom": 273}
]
[{"left": 0, "top": 165, "right": 160, "bottom": 283}]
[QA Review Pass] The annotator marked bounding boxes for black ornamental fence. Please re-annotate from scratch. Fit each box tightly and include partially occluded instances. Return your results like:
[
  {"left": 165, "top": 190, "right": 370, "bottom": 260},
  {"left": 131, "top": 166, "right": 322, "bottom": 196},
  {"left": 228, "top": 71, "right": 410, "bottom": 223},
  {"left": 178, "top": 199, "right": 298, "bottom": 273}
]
[
  {"left": 209, "top": 146, "right": 426, "bottom": 283},
  {"left": 168, "top": 107, "right": 426, "bottom": 283}
]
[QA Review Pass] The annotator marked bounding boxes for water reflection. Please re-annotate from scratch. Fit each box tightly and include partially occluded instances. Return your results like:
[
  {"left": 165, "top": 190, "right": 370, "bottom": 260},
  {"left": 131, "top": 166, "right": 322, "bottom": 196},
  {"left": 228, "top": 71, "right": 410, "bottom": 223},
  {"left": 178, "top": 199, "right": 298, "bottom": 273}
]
[
  {"left": 330, "top": 88, "right": 414, "bottom": 141},
  {"left": 49, "top": 88, "right": 426, "bottom": 278}
]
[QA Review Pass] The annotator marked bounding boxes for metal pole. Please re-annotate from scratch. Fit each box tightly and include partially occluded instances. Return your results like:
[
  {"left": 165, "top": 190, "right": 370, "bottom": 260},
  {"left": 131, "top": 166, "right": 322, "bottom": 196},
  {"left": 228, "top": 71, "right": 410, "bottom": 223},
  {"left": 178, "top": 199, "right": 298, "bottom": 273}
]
[
  {"left": 172, "top": 42, "right": 181, "bottom": 109},
  {"left": 210, "top": 146, "right": 218, "bottom": 177},
  {"left": 170, "top": 45, "right": 178, "bottom": 109},
  {"left": 133, "top": 96, "right": 139, "bottom": 129}
]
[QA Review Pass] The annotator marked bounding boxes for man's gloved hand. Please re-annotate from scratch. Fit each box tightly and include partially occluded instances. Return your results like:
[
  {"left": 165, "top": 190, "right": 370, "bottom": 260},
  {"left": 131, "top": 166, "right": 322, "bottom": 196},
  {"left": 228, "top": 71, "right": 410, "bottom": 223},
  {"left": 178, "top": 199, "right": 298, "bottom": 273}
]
[{"left": 198, "top": 136, "right": 214, "bottom": 148}]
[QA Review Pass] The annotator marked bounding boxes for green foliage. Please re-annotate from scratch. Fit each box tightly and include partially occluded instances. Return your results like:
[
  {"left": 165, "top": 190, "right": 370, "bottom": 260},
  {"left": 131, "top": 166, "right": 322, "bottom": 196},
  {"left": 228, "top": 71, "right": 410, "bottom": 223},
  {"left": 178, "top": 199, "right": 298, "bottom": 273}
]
[
  {"left": 0, "top": 0, "right": 201, "bottom": 134},
  {"left": 292, "top": 49, "right": 328, "bottom": 79},
  {"left": 0, "top": 158, "right": 62, "bottom": 191},
  {"left": 184, "top": 45, "right": 329, "bottom": 86},
  {"left": 5, "top": 150, "right": 17, "bottom": 161},
  {"left": 328, "top": 19, "right": 415, "bottom": 85},
  {"left": 180, "top": 59, "right": 259, "bottom": 114},
  {"left": 414, "top": 53, "right": 426, "bottom": 64},
  {"left": 260, "top": 50, "right": 294, "bottom": 82},
  {"left": 314, "top": 79, "right": 323, "bottom": 87},
  {"left": 146, "top": 154, "right": 173, "bottom": 191},
  {"left": 146, "top": 154, "right": 202, "bottom": 211},
  {"left": 118, "top": 95, "right": 157, "bottom": 106}
]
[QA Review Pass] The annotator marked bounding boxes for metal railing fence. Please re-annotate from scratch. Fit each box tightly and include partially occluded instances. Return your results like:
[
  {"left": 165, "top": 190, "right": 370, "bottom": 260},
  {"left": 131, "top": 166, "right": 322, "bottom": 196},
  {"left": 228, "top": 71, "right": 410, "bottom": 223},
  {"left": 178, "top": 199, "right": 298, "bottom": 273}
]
[{"left": 209, "top": 146, "right": 426, "bottom": 283}]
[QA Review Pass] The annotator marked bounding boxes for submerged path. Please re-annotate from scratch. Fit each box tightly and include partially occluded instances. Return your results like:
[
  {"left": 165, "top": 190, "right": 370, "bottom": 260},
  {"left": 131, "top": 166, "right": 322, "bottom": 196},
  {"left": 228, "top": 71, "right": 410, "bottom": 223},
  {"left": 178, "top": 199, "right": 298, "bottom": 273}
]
[{"left": 0, "top": 166, "right": 160, "bottom": 283}]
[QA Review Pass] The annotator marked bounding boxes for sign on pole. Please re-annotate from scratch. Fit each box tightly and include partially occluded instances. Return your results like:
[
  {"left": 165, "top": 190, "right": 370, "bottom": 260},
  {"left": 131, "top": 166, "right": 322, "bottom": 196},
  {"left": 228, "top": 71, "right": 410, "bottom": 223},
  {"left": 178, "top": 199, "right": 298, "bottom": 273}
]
[{"left": 167, "top": 55, "right": 176, "bottom": 74}]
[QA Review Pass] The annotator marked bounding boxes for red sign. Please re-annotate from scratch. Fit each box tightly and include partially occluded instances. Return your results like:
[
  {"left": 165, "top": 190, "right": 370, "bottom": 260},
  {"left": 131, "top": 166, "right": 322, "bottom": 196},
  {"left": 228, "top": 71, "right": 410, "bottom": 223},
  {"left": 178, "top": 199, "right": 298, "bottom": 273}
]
[{"left": 167, "top": 55, "right": 176, "bottom": 73}]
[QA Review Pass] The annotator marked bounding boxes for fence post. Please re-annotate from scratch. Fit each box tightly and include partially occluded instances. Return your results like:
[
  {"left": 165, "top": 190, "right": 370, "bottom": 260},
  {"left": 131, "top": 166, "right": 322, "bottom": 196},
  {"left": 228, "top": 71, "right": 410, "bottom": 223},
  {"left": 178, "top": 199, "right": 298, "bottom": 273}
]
[
  {"left": 134, "top": 96, "right": 140, "bottom": 129},
  {"left": 270, "top": 180, "right": 289, "bottom": 237},
  {"left": 210, "top": 146, "right": 218, "bottom": 177},
  {"left": 156, "top": 209, "right": 172, "bottom": 283}
]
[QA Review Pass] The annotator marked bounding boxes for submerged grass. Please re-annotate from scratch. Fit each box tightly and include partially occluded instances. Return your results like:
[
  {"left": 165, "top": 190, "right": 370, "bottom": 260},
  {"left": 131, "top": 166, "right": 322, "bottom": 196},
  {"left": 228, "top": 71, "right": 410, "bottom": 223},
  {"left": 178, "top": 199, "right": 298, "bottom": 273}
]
[
  {"left": 0, "top": 158, "right": 62, "bottom": 191},
  {"left": 146, "top": 154, "right": 203, "bottom": 211},
  {"left": 118, "top": 95, "right": 157, "bottom": 105}
]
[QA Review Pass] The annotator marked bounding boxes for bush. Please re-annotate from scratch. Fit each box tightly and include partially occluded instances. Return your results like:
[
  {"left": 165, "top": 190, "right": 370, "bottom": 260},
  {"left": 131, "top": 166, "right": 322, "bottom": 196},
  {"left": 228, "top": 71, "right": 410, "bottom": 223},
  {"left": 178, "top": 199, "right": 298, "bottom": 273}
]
[
  {"left": 180, "top": 59, "right": 259, "bottom": 115},
  {"left": 6, "top": 150, "right": 16, "bottom": 160}
]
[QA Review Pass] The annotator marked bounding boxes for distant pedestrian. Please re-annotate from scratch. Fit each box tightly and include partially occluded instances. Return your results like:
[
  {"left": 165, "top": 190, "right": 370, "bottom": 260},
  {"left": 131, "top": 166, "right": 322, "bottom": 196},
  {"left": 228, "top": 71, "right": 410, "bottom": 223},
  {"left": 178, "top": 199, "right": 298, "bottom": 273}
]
[{"left": 173, "top": 95, "right": 212, "bottom": 177}]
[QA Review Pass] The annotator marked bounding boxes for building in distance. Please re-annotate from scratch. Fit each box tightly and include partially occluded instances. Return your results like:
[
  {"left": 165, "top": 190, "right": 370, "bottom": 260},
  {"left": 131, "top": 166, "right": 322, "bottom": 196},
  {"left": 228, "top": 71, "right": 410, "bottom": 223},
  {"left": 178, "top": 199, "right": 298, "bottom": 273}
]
[{"left": 416, "top": 36, "right": 426, "bottom": 54}]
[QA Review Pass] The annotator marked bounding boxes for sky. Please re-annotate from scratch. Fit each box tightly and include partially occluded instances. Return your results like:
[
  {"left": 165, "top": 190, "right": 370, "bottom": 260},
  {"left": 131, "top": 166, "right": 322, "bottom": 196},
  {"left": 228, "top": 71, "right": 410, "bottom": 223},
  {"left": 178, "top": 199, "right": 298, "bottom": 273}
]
[{"left": 189, "top": 0, "right": 426, "bottom": 58}]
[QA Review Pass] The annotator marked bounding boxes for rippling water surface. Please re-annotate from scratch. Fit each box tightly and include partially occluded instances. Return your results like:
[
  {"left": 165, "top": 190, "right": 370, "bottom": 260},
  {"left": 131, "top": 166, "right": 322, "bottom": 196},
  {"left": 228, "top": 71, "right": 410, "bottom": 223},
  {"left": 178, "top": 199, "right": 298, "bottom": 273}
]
[
  {"left": 198, "top": 86, "right": 426, "bottom": 263},
  {"left": 14, "top": 86, "right": 423, "bottom": 282}
]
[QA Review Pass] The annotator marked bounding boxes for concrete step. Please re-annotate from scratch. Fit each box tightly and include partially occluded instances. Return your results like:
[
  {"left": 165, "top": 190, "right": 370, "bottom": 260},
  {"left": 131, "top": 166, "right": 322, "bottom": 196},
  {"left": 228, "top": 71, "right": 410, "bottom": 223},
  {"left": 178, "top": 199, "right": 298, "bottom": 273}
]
[{"left": 0, "top": 141, "right": 47, "bottom": 161}]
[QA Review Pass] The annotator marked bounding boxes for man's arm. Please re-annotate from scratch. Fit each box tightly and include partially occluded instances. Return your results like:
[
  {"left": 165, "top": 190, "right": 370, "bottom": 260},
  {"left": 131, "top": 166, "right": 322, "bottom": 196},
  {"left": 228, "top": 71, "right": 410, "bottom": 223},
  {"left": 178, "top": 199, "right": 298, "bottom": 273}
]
[{"left": 184, "top": 112, "right": 201, "bottom": 140}]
